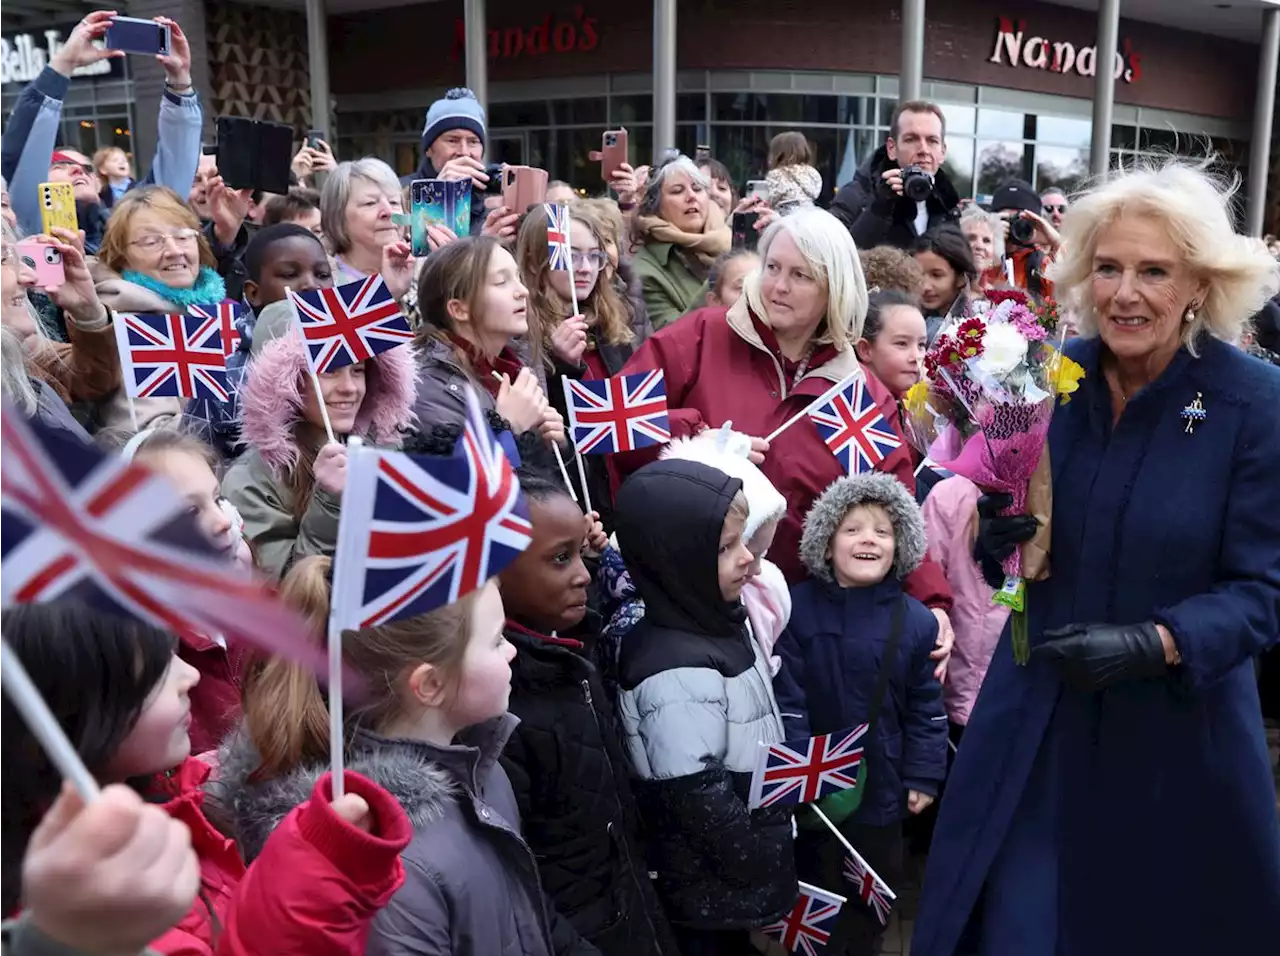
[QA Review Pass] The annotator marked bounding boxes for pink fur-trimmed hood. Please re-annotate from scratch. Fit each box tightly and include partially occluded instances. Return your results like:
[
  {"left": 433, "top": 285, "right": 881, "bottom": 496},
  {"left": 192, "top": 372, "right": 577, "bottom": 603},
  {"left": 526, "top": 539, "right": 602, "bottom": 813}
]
[{"left": 237, "top": 322, "right": 418, "bottom": 478}]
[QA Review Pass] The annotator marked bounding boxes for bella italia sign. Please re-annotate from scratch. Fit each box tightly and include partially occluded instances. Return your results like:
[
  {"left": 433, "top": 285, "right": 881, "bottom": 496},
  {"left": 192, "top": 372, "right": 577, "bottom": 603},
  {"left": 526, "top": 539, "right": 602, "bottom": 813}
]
[
  {"left": 989, "top": 16, "right": 1143, "bottom": 84},
  {"left": 1, "top": 29, "right": 118, "bottom": 85}
]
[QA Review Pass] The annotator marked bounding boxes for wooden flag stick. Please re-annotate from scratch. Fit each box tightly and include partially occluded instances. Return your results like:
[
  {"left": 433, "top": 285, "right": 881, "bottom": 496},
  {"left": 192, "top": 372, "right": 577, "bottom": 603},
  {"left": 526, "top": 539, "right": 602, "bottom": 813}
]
[
  {"left": 764, "top": 370, "right": 861, "bottom": 444},
  {"left": 1, "top": 639, "right": 100, "bottom": 801}
]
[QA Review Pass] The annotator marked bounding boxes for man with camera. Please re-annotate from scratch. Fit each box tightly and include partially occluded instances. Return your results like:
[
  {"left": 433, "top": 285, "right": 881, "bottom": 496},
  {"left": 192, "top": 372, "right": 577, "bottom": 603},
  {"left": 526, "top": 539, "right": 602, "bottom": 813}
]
[
  {"left": 989, "top": 178, "right": 1061, "bottom": 299},
  {"left": 830, "top": 100, "right": 961, "bottom": 250}
]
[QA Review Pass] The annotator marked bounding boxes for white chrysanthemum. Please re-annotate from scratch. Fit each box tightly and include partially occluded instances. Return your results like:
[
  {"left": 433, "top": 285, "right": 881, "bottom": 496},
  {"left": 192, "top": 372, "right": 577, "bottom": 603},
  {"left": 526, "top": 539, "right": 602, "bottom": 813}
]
[{"left": 978, "top": 322, "right": 1029, "bottom": 377}]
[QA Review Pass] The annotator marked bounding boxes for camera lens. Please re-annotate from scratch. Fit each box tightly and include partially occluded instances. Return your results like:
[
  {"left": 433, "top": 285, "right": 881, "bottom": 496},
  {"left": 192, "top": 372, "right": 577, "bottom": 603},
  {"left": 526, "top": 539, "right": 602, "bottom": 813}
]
[
  {"left": 1010, "top": 217, "right": 1036, "bottom": 245},
  {"left": 901, "top": 166, "right": 933, "bottom": 202},
  {"left": 44, "top": 247, "right": 61, "bottom": 265}
]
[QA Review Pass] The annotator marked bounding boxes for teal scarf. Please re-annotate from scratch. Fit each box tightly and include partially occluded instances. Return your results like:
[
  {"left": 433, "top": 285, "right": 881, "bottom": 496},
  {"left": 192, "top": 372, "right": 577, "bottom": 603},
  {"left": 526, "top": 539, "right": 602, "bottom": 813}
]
[{"left": 121, "top": 266, "right": 227, "bottom": 310}]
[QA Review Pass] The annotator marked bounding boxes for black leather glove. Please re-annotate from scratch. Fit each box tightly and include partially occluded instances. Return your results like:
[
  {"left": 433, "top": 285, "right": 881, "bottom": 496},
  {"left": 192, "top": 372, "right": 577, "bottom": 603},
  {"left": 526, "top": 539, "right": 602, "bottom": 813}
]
[
  {"left": 1031, "top": 621, "right": 1169, "bottom": 692},
  {"left": 973, "top": 492, "right": 1039, "bottom": 588}
]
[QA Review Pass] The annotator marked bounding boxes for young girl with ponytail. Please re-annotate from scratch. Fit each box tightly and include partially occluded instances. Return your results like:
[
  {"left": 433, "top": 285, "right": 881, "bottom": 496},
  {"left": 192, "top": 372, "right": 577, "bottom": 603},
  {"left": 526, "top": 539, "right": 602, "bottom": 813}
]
[
  {"left": 213, "top": 558, "right": 593, "bottom": 956},
  {"left": 1, "top": 600, "right": 412, "bottom": 954}
]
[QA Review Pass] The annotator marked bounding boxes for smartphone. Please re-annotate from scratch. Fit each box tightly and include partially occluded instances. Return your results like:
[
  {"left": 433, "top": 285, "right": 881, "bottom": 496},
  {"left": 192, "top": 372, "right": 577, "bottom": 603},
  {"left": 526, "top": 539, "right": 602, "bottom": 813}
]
[
  {"left": 105, "top": 16, "right": 171, "bottom": 56},
  {"left": 37, "top": 182, "right": 77, "bottom": 237},
  {"left": 501, "top": 166, "right": 549, "bottom": 214},
  {"left": 15, "top": 240, "right": 65, "bottom": 290},
  {"left": 601, "top": 129, "right": 628, "bottom": 181},
  {"left": 746, "top": 179, "right": 771, "bottom": 201},
  {"left": 216, "top": 116, "right": 294, "bottom": 194},
  {"left": 306, "top": 130, "right": 324, "bottom": 150},
  {"left": 412, "top": 179, "right": 472, "bottom": 255},
  {"left": 732, "top": 211, "right": 761, "bottom": 252}
]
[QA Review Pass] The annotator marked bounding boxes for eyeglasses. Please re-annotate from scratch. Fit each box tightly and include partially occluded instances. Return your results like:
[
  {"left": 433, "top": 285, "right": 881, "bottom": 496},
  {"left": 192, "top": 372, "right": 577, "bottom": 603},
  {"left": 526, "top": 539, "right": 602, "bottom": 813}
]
[
  {"left": 51, "top": 160, "right": 93, "bottom": 176},
  {"left": 570, "top": 250, "right": 607, "bottom": 270},
  {"left": 1043, "top": 204, "right": 1067, "bottom": 214},
  {"left": 128, "top": 229, "right": 201, "bottom": 252}
]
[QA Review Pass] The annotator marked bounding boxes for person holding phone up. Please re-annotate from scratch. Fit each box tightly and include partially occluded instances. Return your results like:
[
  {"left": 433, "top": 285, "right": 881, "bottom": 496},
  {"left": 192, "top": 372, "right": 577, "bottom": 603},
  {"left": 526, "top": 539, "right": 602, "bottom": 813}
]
[
  {"left": 2, "top": 12, "right": 202, "bottom": 254},
  {"left": 400, "top": 88, "right": 520, "bottom": 241}
]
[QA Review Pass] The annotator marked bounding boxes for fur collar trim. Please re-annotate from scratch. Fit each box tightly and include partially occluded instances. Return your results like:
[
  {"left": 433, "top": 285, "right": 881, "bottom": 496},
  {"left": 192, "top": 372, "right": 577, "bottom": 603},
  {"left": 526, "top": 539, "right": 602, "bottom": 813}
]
[
  {"left": 237, "top": 328, "right": 418, "bottom": 478},
  {"left": 800, "top": 471, "right": 928, "bottom": 581}
]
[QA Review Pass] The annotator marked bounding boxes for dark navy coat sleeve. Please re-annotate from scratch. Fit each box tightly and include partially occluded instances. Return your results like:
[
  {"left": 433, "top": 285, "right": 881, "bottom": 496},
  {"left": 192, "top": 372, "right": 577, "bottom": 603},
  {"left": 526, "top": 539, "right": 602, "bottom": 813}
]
[
  {"left": 772, "top": 624, "right": 813, "bottom": 740},
  {"left": 900, "top": 604, "right": 947, "bottom": 797}
]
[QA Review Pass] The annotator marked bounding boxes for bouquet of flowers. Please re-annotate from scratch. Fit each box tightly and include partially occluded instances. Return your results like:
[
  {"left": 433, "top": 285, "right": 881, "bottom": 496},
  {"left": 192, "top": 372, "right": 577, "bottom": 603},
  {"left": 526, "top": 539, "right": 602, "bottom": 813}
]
[{"left": 902, "top": 290, "right": 1084, "bottom": 662}]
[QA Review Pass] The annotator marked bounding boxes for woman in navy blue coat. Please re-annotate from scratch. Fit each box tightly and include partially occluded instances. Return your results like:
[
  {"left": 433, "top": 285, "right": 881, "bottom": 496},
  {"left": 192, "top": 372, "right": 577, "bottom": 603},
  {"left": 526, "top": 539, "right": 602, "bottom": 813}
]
[{"left": 913, "top": 162, "right": 1280, "bottom": 956}]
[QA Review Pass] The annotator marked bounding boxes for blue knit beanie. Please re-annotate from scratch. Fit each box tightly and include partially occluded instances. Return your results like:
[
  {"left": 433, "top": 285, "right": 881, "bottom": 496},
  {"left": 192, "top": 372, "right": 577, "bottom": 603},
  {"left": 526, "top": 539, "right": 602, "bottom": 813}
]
[{"left": 421, "top": 88, "right": 487, "bottom": 153}]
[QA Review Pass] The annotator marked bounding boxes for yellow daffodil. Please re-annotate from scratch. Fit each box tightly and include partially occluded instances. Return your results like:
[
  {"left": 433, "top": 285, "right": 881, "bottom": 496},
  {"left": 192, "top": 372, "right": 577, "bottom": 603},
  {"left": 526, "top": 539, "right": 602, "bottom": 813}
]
[
  {"left": 904, "top": 380, "right": 930, "bottom": 417},
  {"left": 1045, "top": 348, "right": 1086, "bottom": 403}
]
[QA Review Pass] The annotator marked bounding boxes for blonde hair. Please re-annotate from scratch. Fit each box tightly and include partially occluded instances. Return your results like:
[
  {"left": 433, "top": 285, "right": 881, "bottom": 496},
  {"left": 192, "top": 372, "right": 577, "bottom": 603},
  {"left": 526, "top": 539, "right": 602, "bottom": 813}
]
[
  {"left": 92, "top": 146, "right": 129, "bottom": 178},
  {"left": 743, "top": 207, "right": 869, "bottom": 350},
  {"left": 242, "top": 555, "right": 480, "bottom": 782},
  {"left": 99, "top": 186, "right": 216, "bottom": 275},
  {"left": 515, "top": 203, "right": 634, "bottom": 368},
  {"left": 1048, "top": 159, "right": 1280, "bottom": 353},
  {"left": 726, "top": 490, "right": 750, "bottom": 528}
]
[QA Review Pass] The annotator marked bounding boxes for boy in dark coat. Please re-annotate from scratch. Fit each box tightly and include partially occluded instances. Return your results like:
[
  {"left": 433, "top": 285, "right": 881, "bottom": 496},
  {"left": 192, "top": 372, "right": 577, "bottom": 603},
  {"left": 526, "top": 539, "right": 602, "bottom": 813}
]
[
  {"left": 612, "top": 459, "right": 798, "bottom": 956},
  {"left": 775, "top": 471, "right": 947, "bottom": 956},
  {"left": 498, "top": 464, "right": 679, "bottom": 956}
]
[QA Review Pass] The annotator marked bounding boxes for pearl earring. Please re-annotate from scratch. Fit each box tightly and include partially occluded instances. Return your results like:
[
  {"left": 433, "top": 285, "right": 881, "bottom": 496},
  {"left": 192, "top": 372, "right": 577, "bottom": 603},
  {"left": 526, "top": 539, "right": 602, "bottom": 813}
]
[{"left": 1184, "top": 304, "right": 1196, "bottom": 324}]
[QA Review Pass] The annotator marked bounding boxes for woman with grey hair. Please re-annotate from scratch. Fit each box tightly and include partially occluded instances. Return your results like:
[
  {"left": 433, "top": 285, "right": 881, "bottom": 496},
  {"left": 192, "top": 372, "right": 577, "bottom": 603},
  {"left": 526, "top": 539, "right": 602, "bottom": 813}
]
[
  {"left": 322, "top": 158, "right": 412, "bottom": 287},
  {"left": 622, "top": 207, "right": 956, "bottom": 664},
  {"left": 914, "top": 161, "right": 1280, "bottom": 956},
  {"left": 959, "top": 201, "right": 1004, "bottom": 289},
  {"left": 629, "top": 153, "right": 731, "bottom": 329}
]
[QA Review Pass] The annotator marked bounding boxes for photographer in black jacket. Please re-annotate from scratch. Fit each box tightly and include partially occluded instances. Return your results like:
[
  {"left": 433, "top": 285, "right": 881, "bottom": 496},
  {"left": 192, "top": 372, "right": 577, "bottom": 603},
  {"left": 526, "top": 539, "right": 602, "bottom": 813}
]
[{"left": 830, "top": 100, "right": 960, "bottom": 250}]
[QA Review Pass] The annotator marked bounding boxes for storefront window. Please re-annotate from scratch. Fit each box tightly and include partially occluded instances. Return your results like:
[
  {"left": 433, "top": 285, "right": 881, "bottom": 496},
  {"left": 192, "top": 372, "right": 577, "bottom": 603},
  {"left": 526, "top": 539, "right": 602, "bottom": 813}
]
[
  {"left": 941, "top": 138, "right": 975, "bottom": 196},
  {"left": 712, "top": 125, "right": 840, "bottom": 204},
  {"left": 713, "top": 93, "right": 838, "bottom": 126},
  {"left": 976, "top": 140, "right": 1028, "bottom": 196},
  {"left": 611, "top": 95, "right": 652, "bottom": 125},
  {"left": 838, "top": 96, "right": 876, "bottom": 128},
  {"left": 977, "top": 109, "right": 1029, "bottom": 140},
  {"left": 939, "top": 104, "right": 976, "bottom": 137},
  {"left": 1034, "top": 115, "right": 1091, "bottom": 149},
  {"left": 1034, "top": 145, "right": 1089, "bottom": 194}
]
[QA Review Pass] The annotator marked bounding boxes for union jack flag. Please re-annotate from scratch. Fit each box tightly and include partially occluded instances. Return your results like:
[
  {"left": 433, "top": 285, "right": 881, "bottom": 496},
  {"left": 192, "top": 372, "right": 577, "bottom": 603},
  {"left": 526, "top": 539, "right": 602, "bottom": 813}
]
[
  {"left": 842, "top": 847, "right": 897, "bottom": 926},
  {"left": 545, "top": 203, "right": 571, "bottom": 271},
  {"left": 290, "top": 275, "right": 412, "bottom": 374},
  {"left": 329, "top": 387, "right": 533, "bottom": 630},
  {"left": 112, "top": 312, "right": 229, "bottom": 402},
  {"left": 748, "top": 723, "right": 868, "bottom": 809},
  {"left": 0, "top": 409, "right": 327, "bottom": 675},
  {"left": 808, "top": 375, "right": 902, "bottom": 474},
  {"left": 189, "top": 301, "right": 246, "bottom": 358},
  {"left": 761, "top": 882, "right": 846, "bottom": 956},
  {"left": 563, "top": 370, "right": 671, "bottom": 455}
]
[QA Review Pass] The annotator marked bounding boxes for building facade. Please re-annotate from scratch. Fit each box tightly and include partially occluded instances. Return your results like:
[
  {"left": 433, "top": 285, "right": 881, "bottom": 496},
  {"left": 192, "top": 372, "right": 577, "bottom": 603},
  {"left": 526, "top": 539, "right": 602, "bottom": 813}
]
[{"left": 0, "top": 0, "right": 1271, "bottom": 218}]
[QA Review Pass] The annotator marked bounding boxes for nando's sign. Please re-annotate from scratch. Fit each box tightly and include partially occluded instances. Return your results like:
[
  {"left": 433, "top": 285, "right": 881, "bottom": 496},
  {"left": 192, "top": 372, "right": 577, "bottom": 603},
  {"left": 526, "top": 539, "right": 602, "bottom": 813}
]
[{"left": 989, "top": 16, "right": 1143, "bottom": 84}]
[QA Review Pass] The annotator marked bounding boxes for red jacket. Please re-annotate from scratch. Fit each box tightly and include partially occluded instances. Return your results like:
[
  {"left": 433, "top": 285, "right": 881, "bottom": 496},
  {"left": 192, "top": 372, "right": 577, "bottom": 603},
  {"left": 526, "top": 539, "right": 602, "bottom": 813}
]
[
  {"left": 148, "top": 760, "right": 412, "bottom": 956},
  {"left": 621, "top": 301, "right": 952, "bottom": 610},
  {"left": 178, "top": 634, "right": 248, "bottom": 754}
]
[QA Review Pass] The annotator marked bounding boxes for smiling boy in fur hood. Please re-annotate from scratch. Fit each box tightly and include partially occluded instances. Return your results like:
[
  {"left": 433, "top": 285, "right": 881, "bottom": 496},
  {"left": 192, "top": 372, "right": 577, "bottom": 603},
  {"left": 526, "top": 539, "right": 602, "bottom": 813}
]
[{"left": 774, "top": 471, "right": 947, "bottom": 956}]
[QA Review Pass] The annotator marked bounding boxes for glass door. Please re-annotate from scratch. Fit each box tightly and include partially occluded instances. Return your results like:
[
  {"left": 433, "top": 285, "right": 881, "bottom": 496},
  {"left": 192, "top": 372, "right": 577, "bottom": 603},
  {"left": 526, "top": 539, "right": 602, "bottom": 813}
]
[{"left": 488, "top": 129, "right": 529, "bottom": 166}]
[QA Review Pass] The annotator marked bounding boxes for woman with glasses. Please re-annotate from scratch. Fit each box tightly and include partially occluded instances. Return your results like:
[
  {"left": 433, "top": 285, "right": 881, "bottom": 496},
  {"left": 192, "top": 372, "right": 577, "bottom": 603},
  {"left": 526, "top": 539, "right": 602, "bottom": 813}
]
[
  {"left": 92, "top": 185, "right": 243, "bottom": 434},
  {"left": 516, "top": 201, "right": 652, "bottom": 524}
]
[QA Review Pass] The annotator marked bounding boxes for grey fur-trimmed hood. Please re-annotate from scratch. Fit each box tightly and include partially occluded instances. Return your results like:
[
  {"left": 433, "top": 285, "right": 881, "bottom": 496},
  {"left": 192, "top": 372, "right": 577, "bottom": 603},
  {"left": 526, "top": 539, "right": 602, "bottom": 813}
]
[
  {"left": 800, "top": 472, "right": 928, "bottom": 582},
  {"left": 205, "top": 722, "right": 457, "bottom": 864}
]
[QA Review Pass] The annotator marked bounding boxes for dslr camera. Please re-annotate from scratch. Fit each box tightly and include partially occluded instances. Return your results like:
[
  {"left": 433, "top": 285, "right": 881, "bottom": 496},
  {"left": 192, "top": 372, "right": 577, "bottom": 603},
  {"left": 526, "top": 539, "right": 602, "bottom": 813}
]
[
  {"left": 482, "top": 163, "right": 504, "bottom": 195},
  {"left": 1007, "top": 214, "right": 1037, "bottom": 246},
  {"left": 900, "top": 164, "right": 934, "bottom": 202}
]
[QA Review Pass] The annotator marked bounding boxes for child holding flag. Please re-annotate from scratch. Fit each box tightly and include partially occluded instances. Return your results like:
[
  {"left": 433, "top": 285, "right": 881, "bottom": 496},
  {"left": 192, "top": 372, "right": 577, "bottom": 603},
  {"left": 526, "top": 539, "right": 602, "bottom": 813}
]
[
  {"left": 611, "top": 458, "right": 797, "bottom": 956},
  {"left": 775, "top": 472, "right": 947, "bottom": 956}
]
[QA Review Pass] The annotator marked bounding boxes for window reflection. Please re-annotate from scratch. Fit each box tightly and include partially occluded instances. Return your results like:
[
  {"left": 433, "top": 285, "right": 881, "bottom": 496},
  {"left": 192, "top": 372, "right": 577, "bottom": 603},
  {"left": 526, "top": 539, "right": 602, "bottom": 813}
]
[
  {"left": 977, "top": 109, "right": 1026, "bottom": 139},
  {"left": 977, "top": 140, "right": 1027, "bottom": 196},
  {"left": 939, "top": 104, "right": 976, "bottom": 136},
  {"left": 1035, "top": 115, "right": 1091, "bottom": 148},
  {"left": 941, "top": 138, "right": 975, "bottom": 197},
  {"left": 1034, "top": 145, "right": 1089, "bottom": 194}
]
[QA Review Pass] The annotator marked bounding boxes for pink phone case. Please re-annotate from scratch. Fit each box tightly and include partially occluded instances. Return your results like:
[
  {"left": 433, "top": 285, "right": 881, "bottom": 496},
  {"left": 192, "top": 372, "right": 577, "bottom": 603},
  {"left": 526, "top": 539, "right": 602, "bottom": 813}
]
[{"left": 15, "top": 240, "right": 65, "bottom": 289}]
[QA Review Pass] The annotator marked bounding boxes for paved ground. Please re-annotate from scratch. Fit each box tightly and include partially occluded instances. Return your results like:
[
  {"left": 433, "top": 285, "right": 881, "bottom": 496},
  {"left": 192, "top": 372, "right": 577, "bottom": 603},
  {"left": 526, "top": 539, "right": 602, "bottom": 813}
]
[{"left": 878, "top": 720, "right": 1280, "bottom": 955}]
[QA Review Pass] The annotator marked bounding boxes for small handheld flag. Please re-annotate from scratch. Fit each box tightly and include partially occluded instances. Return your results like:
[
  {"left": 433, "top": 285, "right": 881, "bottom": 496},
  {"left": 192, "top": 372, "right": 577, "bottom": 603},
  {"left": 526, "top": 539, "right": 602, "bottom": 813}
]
[
  {"left": 0, "top": 408, "right": 326, "bottom": 675},
  {"left": 189, "top": 301, "right": 247, "bottom": 358},
  {"left": 545, "top": 202, "right": 579, "bottom": 315},
  {"left": 289, "top": 274, "right": 412, "bottom": 374},
  {"left": 112, "top": 312, "right": 229, "bottom": 402},
  {"left": 761, "top": 881, "right": 846, "bottom": 956},
  {"left": 328, "top": 386, "right": 533, "bottom": 632},
  {"left": 808, "top": 375, "right": 902, "bottom": 474},
  {"left": 842, "top": 848, "right": 897, "bottom": 926},
  {"left": 748, "top": 724, "right": 868, "bottom": 809},
  {"left": 564, "top": 369, "right": 671, "bottom": 456}
]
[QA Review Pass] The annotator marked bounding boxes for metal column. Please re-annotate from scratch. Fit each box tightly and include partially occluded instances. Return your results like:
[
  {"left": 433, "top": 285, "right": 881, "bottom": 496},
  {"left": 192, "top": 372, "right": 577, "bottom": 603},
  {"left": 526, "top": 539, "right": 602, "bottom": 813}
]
[
  {"left": 900, "top": 0, "right": 925, "bottom": 104},
  {"left": 653, "top": 0, "right": 677, "bottom": 162},
  {"left": 1089, "top": 0, "right": 1121, "bottom": 176},
  {"left": 305, "top": 0, "right": 331, "bottom": 138},
  {"left": 464, "top": 0, "right": 488, "bottom": 118},
  {"left": 1247, "top": 6, "right": 1280, "bottom": 237}
]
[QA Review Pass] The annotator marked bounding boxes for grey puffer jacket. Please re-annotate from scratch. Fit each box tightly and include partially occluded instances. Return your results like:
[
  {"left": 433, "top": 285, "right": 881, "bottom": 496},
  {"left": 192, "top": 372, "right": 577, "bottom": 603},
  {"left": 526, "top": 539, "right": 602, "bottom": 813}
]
[
  {"left": 208, "top": 716, "right": 597, "bottom": 956},
  {"left": 411, "top": 335, "right": 549, "bottom": 433}
]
